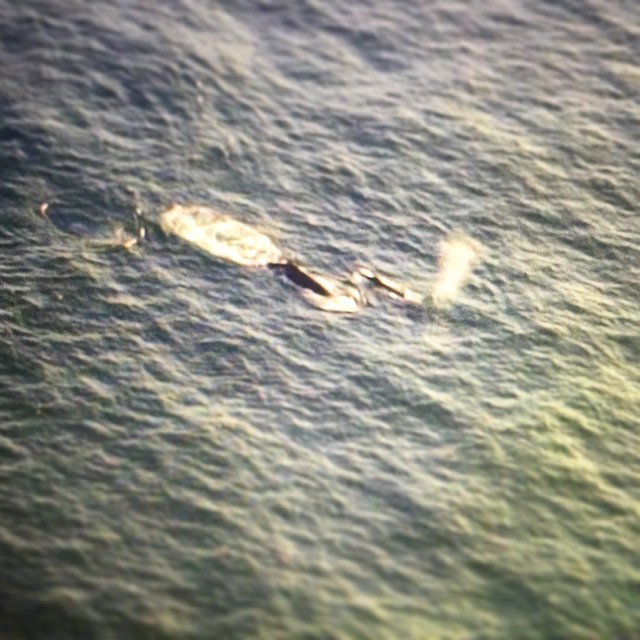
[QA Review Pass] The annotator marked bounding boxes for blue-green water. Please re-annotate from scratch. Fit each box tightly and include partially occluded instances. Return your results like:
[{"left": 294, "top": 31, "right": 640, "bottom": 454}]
[{"left": 1, "top": 1, "right": 639, "bottom": 638}]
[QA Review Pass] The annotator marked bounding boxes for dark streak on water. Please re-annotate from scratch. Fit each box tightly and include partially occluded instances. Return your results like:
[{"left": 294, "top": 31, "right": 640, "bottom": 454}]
[{"left": 1, "top": 1, "right": 639, "bottom": 639}]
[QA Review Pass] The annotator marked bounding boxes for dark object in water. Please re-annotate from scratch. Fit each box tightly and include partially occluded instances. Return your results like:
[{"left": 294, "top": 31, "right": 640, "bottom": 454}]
[
  {"left": 354, "top": 266, "right": 423, "bottom": 303},
  {"left": 268, "top": 260, "right": 333, "bottom": 296},
  {"left": 355, "top": 266, "right": 405, "bottom": 297}
]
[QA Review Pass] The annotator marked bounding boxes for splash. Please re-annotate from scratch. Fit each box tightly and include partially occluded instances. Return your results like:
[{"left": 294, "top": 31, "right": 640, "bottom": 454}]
[
  {"left": 160, "top": 204, "right": 283, "bottom": 266},
  {"left": 432, "top": 234, "right": 484, "bottom": 308}
]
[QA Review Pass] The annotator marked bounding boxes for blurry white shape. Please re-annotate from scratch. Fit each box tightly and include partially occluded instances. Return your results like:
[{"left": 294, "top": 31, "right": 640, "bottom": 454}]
[
  {"left": 300, "top": 285, "right": 365, "bottom": 314},
  {"left": 159, "top": 203, "right": 283, "bottom": 266},
  {"left": 403, "top": 288, "right": 425, "bottom": 304},
  {"left": 432, "top": 234, "right": 484, "bottom": 308}
]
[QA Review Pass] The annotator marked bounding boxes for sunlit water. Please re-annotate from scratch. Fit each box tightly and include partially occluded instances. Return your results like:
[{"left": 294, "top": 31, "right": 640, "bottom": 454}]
[{"left": 1, "top": 1, "right": 639, "bottom": 639}]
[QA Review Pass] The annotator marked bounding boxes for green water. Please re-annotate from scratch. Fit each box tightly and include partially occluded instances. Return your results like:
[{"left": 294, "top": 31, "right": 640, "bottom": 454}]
[{"left": 1, "top": 0, "right": 639, "bottom": 638}]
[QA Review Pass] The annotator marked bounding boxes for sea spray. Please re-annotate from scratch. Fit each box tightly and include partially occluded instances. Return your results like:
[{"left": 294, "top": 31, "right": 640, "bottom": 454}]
[{"left": 432, "top": 234, "right": 485, "bottom": 308}]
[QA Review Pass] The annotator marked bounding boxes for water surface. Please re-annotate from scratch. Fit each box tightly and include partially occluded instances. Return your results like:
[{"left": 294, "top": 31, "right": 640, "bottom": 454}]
[{"left": 1, "top": 1, "right": 639, "bottom": 638}]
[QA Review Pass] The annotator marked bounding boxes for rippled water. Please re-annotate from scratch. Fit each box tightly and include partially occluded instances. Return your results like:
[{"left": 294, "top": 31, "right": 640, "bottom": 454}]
[{"left": 1, "top": 0, "right": 639, "bottom": 638}]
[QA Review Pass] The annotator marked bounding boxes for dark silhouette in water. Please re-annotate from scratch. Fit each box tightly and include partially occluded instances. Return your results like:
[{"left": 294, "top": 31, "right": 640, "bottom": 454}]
[
  {"left": 267, "top": 260, "right": 333, "bottom": 297},
  {"left": 267, "top": 260, "right": 425, "bottom": 309},
  {"left": 352, "top": 266, "right": 423, "bottom": 303},
  {"left": 354, "top": 266, "right": 406, "bottom": 298}
]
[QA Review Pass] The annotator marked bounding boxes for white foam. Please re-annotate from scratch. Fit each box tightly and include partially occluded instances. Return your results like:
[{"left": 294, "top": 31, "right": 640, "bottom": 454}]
[
  {"left": 300, "top": 286, "right": 364, "bottom": 314},
  {"left": 160, "top": 204, "right": 282, "bottom": 266}
]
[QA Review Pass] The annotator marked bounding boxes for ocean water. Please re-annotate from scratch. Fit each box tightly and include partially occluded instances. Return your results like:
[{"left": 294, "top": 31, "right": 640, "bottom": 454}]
[{"left": 1, "top": 0, "right": 639, "bottom": 638}]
